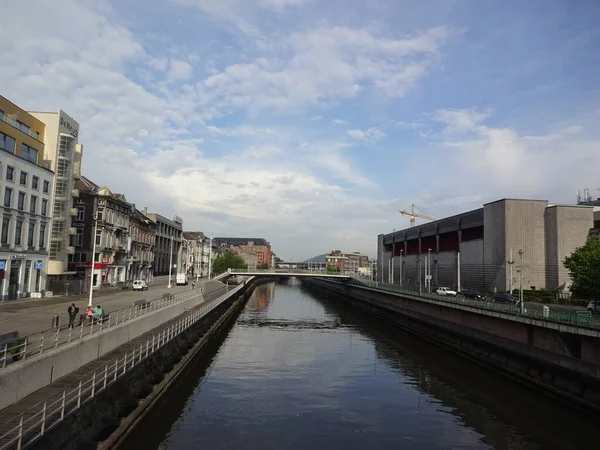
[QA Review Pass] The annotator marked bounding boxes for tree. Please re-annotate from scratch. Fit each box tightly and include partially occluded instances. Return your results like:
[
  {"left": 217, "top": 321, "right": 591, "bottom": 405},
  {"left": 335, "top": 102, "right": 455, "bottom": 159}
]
[
  {"left": 563, "top": 236, "right": 600, "bottom": 299},
  {"left": 211, "top": 250, "right": 248, "bottom": 276},
  {"left": 327, "top": 265, "right": 341, "bottom": 273},
  {"left": 257, "top": 262, "right": 269, "bottom": 270}
]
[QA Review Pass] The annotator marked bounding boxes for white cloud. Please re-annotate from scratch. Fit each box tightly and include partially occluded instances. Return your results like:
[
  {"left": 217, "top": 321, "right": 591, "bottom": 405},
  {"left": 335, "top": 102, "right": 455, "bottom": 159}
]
[
  {"left": 167, "top": 59, "right": 193, "bottom": 83},
  {"left": 195, "top": 25, "right": 454, "bottom": 116},
  {"left": 347, "top": 127, "right": 386, "bottom": 142},
  {"left": 205, "top": 125, "right": 277, "bottom": 136},
  {"left": 332, "top": 119, "right": 347, "bottom": 125}
]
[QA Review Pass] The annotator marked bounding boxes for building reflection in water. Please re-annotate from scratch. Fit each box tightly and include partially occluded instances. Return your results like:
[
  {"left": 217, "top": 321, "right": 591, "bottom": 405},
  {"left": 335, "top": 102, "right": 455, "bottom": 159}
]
[{"left": 247, "top": 282, "right": 275, "bottom": 312}]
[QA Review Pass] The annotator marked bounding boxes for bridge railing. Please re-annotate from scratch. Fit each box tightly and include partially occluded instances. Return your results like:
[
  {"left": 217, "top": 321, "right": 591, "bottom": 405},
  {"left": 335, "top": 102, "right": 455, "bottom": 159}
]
[
  {"left": 0, "top": 280, "right": 250, "bottom": 450},
  {"left": 0, "top": 290, "right": 199, "bottom": 370},
  {"left": 348, "top": 279, "right": 596, "bottom": 328},
  {"left": 227, "top": 268, "right": 349, "bottom": 275}
]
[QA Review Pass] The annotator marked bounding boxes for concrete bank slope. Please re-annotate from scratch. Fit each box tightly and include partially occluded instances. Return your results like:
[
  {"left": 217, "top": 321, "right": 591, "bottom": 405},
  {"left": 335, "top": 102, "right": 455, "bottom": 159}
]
[
  {"left": 302, "top": 278, "right": 600, "bottom": 415},
  {"left": 14, "top": 278, "right": 262, "bottom": 450},
  {"left": 0, "top": 290, "right": 202, "bottom": 411}
]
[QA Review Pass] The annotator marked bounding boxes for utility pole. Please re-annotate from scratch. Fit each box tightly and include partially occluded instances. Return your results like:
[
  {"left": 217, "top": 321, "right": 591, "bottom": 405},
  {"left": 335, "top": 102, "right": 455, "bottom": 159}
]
[
  {"left": 428, "top": 248, "right": 432, "bottom": 294},
  {"left": 508, "top": 248, "right": 514, "bottom": 294},
  {"left": 208, "top": 232, "right": 213, "bottom": 279},
  {"left": 457, "top": 251, "right": 461, "bottom": 293},
  {"left": 390, "top": 256, "right": 393, "bottom": 284},
  {"left": 88, "top": 213, "right": 99, "bottom": 307},
  {"left": 418, "top": 256, "right": 422, "bottom": 295},
  {"left": 518, "top": 249, "right": 524, "bottom": 314},
  {"left": 400, "top": 250, "right": 403, "bottom": 287},
  {"left": 167, "top": 234, "right": 174, "bottom": 289}
]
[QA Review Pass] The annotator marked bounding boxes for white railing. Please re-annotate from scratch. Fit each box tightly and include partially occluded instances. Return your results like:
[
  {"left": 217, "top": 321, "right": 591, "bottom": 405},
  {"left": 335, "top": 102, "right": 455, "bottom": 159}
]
[
  {"left": 0, "top": 280, "right": 247, "bottom": 450},
  {"left": 0, "top": 290, "right": 198, "bottom": 369},
  {"left": 227, "top": 268, "right": 349, "bottom": 276}
]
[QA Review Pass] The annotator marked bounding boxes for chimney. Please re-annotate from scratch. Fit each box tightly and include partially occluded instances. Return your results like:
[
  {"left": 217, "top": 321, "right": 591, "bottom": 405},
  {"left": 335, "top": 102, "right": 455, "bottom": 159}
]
[{"left": 143, "top": 206, "right": 148, "bottom": 215}]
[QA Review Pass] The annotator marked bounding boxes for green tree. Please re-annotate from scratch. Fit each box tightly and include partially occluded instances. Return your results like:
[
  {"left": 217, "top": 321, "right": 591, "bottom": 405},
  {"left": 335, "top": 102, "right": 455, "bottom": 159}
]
[
  {"left": 211, "top": 250, "right": 248, "bottom": 276},
  {"left": 327, "top": 265, "right": 341, "bottom": 273},
  {"left": 257, "top": 262, "right": 269, "bottom": 270},
  {"left": 563, "top": 236, "right": 600, "bottom": 299}
]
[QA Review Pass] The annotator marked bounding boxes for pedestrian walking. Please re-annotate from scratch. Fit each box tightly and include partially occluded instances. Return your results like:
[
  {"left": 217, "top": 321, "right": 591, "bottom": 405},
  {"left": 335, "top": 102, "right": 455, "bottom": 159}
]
[
  {"left": 192, "top": 280, "right": 196, "bottom": 290},
  {"left": 67, "top": 303, "right": 79, "bottom": 328}
]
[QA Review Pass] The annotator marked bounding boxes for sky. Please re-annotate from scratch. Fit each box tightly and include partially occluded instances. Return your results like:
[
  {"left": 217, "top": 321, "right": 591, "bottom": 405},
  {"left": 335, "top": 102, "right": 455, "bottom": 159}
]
[{"left": 1, "top": 0, "right": 600, "bottom": 261}]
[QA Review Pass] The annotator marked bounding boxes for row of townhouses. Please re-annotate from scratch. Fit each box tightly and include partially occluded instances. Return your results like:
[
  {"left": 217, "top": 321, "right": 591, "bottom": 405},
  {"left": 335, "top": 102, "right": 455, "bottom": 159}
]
[{"left": 0, "top": 94, "right": 214, "bottom": 300}]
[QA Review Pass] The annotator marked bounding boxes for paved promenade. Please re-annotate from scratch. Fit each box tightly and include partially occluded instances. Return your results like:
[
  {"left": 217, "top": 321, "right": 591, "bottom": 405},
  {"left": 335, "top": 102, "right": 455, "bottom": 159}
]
[{"left": 0, "top": 279, "right": 221, "bottom": 338}]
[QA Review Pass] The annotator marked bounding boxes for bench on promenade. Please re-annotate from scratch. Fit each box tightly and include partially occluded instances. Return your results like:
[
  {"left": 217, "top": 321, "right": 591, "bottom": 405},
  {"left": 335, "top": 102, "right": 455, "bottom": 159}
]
[
  {"left": 133, "top": 299, "right": 148, "bottom": 309},
  {"left": 0, "top": 331, "right": 25, "bottom": 363},
  {"left": 0, "top": 331, "right": 19, "bottom": 346}
]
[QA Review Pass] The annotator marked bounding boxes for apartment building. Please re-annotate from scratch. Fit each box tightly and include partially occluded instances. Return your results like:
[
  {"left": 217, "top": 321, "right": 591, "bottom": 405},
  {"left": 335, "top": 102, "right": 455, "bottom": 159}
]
[
  {"left": 29, "top": 108, "right": 83, "bottom": 286},
  {"left": 213, "top": 237, "right": 272, "bottom": 267},
  {"left": 0, "top": 96, "right": 53, "bottom": 300},
  {"left": 128, "top": 207, "right": 156, "bottom": 281},
  {"left": 144, "top": 211, "right": 183, "bottom": 276},
  {"left": 182, "top": 231, "right": 214, "bottom": 278},
  {"left": 71, "top": 176, "right": 131, "bottom": 287},
  {"left": 325, "top": 250, "right": 370, "bottom": 273}
]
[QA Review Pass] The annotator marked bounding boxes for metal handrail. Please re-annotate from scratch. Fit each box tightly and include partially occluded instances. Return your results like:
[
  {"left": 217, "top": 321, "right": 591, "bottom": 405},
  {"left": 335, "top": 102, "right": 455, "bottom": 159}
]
[
  {"left": 0, "top": 290, "right": 199, "bottom": 369},
  {"left": 0, "top": 280, "right": 247, "bottom": 450},
  {"left": 348, "top": 279, "right": 596, "bottom": 328}
]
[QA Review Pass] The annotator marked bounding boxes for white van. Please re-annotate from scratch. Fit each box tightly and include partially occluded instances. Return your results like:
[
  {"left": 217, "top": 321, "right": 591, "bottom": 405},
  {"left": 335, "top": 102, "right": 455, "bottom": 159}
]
[
  {"left": 176, "top": 273, "right": 188, "bottom": 285},
  {"left": 132, "top": 280, "right": 149, "bottom": 291}
]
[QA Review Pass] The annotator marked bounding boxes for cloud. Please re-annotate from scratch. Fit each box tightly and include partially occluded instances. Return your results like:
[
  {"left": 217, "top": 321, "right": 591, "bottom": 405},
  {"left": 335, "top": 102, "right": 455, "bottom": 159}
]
[
  {"left": 195, "top": 25, "right": 454, "bottom": 116},
  {"left": 332, "top": 119, "right": 347, "bottom": 125},
  {"left": 205, "top": 125, "right": 278, "bottom": 136},
  {"left": 167, "top": 59, "right": 193, "bottom": 83},
  {"left": 347, "top": 127, "right": 386, "bottom": 143}
]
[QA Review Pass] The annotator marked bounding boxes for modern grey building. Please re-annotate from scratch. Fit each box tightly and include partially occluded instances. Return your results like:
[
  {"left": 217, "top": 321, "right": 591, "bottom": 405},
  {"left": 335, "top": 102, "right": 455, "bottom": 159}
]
[
  {"left": 144, "top": 210, "right": 183, "bottom": 276},
  {"left": 378, "top": 198, "right": 594, "bottom": 294}
]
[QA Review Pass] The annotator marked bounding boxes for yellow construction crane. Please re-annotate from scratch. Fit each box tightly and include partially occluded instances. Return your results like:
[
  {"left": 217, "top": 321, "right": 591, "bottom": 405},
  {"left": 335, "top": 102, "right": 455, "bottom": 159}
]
[{"left": 399, "top": 204, "right": 437, "bottom": 227}]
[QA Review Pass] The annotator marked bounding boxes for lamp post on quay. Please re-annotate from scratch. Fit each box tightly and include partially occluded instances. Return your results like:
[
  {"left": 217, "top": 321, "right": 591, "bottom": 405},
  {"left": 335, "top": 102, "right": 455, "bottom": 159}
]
[{"left": 88, "top": 214, "right": 99, "bottom": 307}]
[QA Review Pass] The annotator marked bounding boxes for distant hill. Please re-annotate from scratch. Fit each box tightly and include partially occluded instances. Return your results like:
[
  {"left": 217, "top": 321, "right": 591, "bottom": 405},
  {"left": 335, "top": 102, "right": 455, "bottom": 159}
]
[{"left": 303, "top": 253, "right": 328, "bottom": 263}]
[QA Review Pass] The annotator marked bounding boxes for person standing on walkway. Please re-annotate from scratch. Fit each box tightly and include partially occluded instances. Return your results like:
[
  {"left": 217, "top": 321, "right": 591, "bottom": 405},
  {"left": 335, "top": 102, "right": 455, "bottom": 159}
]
[
  {"left": 67, "top": 303, "right": 79, "bottom": 328},
  {"left": 192, "top": 280, "right": 196, "bottom": 290}
]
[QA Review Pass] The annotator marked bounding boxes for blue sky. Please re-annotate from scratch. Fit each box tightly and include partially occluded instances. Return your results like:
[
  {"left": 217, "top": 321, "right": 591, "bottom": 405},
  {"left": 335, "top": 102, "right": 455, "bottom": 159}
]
[{"left": 1, "top": 0, "right": 599, "bottom": 260}]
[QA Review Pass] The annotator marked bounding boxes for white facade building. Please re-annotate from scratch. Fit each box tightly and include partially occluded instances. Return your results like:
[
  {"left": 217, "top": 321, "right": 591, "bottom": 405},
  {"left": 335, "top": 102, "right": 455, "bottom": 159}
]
[
  {"left": 0, "top": 152, "right": 52, "bottom": 300},
  {"left": 29, "top": 110, "right": 82, "bottom": 284}
]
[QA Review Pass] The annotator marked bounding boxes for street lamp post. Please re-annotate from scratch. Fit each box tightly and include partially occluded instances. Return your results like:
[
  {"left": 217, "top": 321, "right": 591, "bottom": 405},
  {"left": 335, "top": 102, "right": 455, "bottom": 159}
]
[
  {"left": 208, "top": 232, "right": 213, "bottom": 280},
  {"left": 518, "top": 249, "right": 524, "bottom": 314},
  {"left": 428, "top": 248, "right": 432, "bottom": 294},
  {"left": 88, "top": 214, "right": 99, "bottom": 307},
  {"left": 400, "top": 249, "right": 403, "bottom": 287},
  {"left": 167, "top": 234, "right": 174, "bottom": 289}
]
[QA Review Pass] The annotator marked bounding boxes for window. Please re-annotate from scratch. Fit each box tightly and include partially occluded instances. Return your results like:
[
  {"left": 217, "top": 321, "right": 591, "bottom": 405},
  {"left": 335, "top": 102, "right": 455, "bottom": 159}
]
[
  {"left": 39, "top": 224, "right": 46, "bottom": 248},
  {"left": 43, "top": 180, "right": 49, "bottom": 194},
  {"left": 30, "top": 196, "right": 37, "bottom": 214},
  {"left": 15, "top": 220, "right": 23, "bottom": 246},
  {"left": 41, "top": 199, "right": 48, "bottom": 216},
  {"left": 28, "top": 223, "right": 35, "bottom": 247},
  {"left": 1, "top": 217, "right": 9, "bottom": 244},
  {"left": 76, "top": 206, "right": 85, "bottom": 221},
  {"left": 32, "top": 176, "right": 39, "bottom": 190},
  {"left": 95, "top": 230, "right": 102, "bottom": 246},
  {"left": 97, "top": 208, "right": 104, "bottom": 221},
  {"left": 18, "top": 192, "right": 25, "bottom": 211},
  {"left": 3, "top": 188, "right": 12, "bottom": 208},
  {"left": 75, "top": 227, "right": 83, "bottom": 246},
  {"left": 20, "top": 171, "right": 27, "bottom": 186},
  {"left": 21, "top": 144, "right": 38, "bottom": 163},
  {"left": 0, "top": 132, "right": 16, "bottom": 153},
  {"left": 17, "top": 121, "right": 29, "bottom": 134},
  {"left": 6, "top": 166, "right": 14, "bottom": 181}
]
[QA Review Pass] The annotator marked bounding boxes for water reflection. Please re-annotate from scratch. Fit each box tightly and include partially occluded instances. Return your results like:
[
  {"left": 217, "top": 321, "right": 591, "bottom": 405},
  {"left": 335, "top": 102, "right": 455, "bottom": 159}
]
[{"left": 121, "top": 281, "right": 597, "bottom": 450}]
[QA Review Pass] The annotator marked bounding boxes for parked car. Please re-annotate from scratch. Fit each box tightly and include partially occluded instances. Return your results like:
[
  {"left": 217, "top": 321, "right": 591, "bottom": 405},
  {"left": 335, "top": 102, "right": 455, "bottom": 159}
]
[
  {"left": 587, "top": 300, "right": 600, "bottom": 314},
  {"left": 436, "top": 287, "right": 457, "bottom": 297},
  {"left": 461, "top": 289, "right": 486, "bottom": 301},
  {"left": 492, "top": 293, "right": 517, "bottom": 304},
  {"left": 132, "top": 280, "right": 149, "bottom": 291}
]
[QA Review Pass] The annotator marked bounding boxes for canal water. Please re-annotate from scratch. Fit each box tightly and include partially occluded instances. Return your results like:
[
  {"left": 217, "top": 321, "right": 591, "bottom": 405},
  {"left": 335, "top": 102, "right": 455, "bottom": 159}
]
[{"left": 123, "top": 280, "right": 597, "bottom": 450}]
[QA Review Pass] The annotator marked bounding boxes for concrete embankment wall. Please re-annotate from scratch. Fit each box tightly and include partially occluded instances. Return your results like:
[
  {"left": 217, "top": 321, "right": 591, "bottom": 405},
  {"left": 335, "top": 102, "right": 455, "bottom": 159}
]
[
  {"left": 0, "top": 295, "right": 200, "bottom": 411},
  {"left": 30, "top": 278, "right": 261, "bottom": 450},
  {"left": 303, "top": 279, "right": 600, "bottom": 414}
]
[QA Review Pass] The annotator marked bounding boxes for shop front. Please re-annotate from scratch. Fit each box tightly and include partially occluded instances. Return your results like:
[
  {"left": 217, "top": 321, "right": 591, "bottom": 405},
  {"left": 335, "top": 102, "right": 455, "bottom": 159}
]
[{"left": 0, "top": 253, "right": 48, "bottom": 301}]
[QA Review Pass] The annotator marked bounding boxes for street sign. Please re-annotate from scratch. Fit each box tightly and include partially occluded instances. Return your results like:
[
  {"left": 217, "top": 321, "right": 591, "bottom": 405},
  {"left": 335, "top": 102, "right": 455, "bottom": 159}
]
[
  {"left": 34, "top": 261, "right": 43, "bottom": 270},
  {"left": 0, "top": 261, "right": 5, "bottom": 270}
]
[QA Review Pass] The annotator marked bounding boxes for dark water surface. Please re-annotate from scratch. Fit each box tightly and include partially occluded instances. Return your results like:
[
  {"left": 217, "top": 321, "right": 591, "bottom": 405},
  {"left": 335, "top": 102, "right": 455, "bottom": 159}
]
[{"left": 123, "top": 280, "right": 597, "bottom": 450}]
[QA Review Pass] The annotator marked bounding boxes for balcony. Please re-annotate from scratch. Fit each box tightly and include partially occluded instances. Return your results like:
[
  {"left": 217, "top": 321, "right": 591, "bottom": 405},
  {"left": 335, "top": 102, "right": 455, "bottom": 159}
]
[
  {"left": 68, "top": 227, "right": 77, "bottom": 235},
  {"left": 70, "top": 208, "right": 78, "bottom": 216},
  {"left": 71, "top": 188, "right": 79, "bottom": 198}
]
